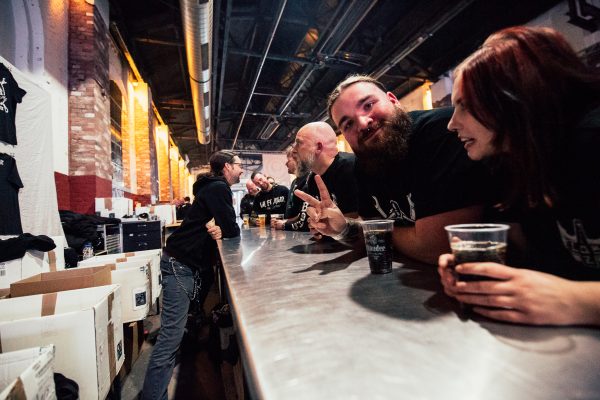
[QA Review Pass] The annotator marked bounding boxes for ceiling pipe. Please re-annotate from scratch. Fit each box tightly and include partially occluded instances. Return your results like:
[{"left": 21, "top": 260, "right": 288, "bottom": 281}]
[
  {"left": 255, "top": 0, "right": 377, "bottom": 141},
  {"left": 230, "top": 0, "right": 288, "bottom": 150},
  {"left": 216, "top": 0, "right": 232, "bottom": 143},
  {"left": 180, "top": 0, "right": 213, "bottom": 144}
]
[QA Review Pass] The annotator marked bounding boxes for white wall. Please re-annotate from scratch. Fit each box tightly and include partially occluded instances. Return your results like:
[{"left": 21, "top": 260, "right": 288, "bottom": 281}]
[
  {"left": 526, "top": 0, "right": 600, "bottom": 52},
  {"left": 0, "top": 0, "right": 70, "bottom": 175}
]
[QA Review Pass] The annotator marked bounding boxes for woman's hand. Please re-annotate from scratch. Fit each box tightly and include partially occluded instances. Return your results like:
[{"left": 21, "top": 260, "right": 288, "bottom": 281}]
[{"left": 438, "top": 254, "right": 591, "bottom": 326}]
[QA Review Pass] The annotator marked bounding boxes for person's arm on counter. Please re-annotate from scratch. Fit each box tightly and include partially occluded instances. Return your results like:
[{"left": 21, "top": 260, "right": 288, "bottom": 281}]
[
  {"left": 296, "top": 175, "right": 482, "bottom": 264},
  {"left": 438, "top": 254, "right": 600, "bottom": 326}
]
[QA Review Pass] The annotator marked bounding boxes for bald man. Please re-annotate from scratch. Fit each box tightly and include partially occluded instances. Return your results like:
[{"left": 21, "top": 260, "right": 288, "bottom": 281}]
[
  {"left": 240, "top": 179, "right": 260, "bottom": 217},
  {"left": 282, "top": 121, "right": 358, "bottom": 232}
]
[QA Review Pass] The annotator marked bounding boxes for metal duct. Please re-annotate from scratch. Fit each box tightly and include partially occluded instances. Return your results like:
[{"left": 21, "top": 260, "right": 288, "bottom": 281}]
[{"left": 180, "top": 0, "right": 213, "bottom": 145}]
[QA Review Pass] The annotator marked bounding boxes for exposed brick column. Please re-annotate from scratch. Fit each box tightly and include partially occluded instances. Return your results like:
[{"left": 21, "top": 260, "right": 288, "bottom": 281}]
[
  {"left": 133, "top": 82, "right": 152, "bottom": 198},
  {"left": 156, "top": 126, "right": 170, "bottom": 202},
  {"left": 170, "top": 153, "right": 180, "bottom": 200},
  {"left": 68, "top": 0, "right": 111, "bottom": 213}
]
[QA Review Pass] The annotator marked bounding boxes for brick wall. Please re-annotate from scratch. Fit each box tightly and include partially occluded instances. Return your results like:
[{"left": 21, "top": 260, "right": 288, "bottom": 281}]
[
  {"left": 67, "top": 0, "right": 111, "bottom": 213},
  {"left": 54, "top": 172, "right": 71, "bottom": 210},
  {"left": 133, "top": 82, "right": 152, "bottom": 196}
]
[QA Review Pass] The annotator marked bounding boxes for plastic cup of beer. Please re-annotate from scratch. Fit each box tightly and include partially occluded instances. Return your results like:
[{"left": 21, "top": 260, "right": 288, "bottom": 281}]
[
  {"left": 242, "top": 214, "right": 249, "bottom": 225},
  {"left": 270, "top": 213, "right": 283, "bottom": 228},
  {"left": 258, "top": 214, "right": 266, "bottom": 227},
  {"left": 361, "top": 220, "right": 394, "bottom": 274},
  {"left": 444, "top": 224, "right": 510, "bottom": 281}
]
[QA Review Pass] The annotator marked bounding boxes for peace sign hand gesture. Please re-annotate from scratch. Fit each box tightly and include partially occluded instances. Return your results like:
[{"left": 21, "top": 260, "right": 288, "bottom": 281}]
[{"left": 294, "top": 174, "right": 347, "bottom": 237}]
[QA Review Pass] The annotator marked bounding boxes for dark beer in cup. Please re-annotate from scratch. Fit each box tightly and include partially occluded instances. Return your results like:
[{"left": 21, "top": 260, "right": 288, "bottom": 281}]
[
  {"left": 361, "top": 220, "right": 394, "bottom": 274},
  {"left": 444, "top": 224, "right": 510, "bottom": 282},
  {"left": 364, "top": 230, "right": 393, "bottom": 274}
]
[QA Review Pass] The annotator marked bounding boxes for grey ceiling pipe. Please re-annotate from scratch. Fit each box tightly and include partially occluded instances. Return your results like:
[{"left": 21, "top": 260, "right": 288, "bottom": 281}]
[{"left": 180, "top": 0, "right": 212, "bottom": 145}]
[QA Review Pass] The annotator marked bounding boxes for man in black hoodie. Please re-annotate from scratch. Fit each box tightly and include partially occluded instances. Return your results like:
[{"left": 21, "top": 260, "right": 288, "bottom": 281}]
[{"left": 143, "top": 150, "right": 242, "bottom": 400}]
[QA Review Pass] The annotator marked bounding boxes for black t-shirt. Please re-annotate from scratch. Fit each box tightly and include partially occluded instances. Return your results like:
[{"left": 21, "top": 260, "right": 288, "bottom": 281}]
[
  {"left": 239, "top": 194, "right": 255, "bottom": 217},
  {"left": 0, "top": 153, "right": 24, "bottom": 234},
  {"left": 284, "top": 173, "right": 309, "bottom": 219},
  {"left": 512, "top": 106, "right": 600, "bottom": 280},
  {"left": 0, "top": 64, "right": 27, "bottom": 145},
  {"left": 285, "top": 152, "right": 359, "bottom": 231},
  {"left": 252, "top": 184, "right": 289, "bottom": 216},
  {"left": 356, "top": 107, "right": 491, "bottom": 226}
]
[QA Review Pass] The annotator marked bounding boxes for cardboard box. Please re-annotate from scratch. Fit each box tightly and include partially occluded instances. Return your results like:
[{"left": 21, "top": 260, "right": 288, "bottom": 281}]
[
  {"left": 77, "top": 261, "right": 151, "bottom": 323},
  {"left": 122, "top": 321, "right": 145, "bottom": 374},
  {"left": 0, "top": 285, "right": 124, "bottom": 400},
  {"left": 0, "top": 259, "right": 22, "bottom": 290},
  {"left": 0, "top": 345, "right": 55, "bottom": 400},
  {"left": 0, "top": 235, "right": 67, "bottom": 289},
  {"left": 21, "top": 235, "right": 67, "bottom": 279},
  {"left": 150, "top": 204, "right": 176, "bottom": 225},
  {"left": 10, "top": 266, "right": 112, "bottom": 298},
  {"left": 79, "top": 249, "right": 162, "bottom": 302},
  {"left": 95, "top": 198, "right": 133, "bottom": 218}
]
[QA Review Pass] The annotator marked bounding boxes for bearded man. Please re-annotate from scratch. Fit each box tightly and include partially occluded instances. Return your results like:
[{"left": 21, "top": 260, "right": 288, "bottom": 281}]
[
  {"left": 296, "top": 75, "right": 491, "bottom": 264},
  {"left": 274, "top": 122, "right": 359, "bottom": 232}
]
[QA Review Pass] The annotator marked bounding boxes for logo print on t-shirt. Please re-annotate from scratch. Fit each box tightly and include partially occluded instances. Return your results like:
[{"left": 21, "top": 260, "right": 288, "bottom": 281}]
[
  {"left": 0, "top": 78, "right": 8, "bottom": 113},
  {"left": 371, "top": 196, "right": 414, "bottom": 223},
  {"left": 557, "top": 219, "right": 600, "bottom": 268}
]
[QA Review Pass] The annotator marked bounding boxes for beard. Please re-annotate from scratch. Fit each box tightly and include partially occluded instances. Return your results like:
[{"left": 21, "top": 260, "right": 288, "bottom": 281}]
[
  {"left": 295, "top": 158, "right": 311, "bottom": 177},
  {"left": 299, "top": 152, "right": 316, "bottom": 175},
  {"left": 355, "top": 106, "right": 412, "bottom": 175}
]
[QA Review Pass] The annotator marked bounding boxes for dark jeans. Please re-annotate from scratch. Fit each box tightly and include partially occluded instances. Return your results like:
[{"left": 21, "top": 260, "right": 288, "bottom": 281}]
[{"left": 142, "top": 255, "right": 199, "bottom": 400}]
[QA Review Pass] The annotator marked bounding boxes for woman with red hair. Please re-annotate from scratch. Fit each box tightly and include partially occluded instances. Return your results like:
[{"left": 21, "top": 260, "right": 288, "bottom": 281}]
[{"left": 438, "top": 26, "right": 600, "bottom": 326}]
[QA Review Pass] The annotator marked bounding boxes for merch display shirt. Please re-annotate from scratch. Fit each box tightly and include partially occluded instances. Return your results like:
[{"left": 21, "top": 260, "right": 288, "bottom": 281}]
[
  {"left": 0, "top": 153, "right": 24, "bottom": 234},
  {"left": 0, "top": 63, "right": 27, "bottom": 145}
]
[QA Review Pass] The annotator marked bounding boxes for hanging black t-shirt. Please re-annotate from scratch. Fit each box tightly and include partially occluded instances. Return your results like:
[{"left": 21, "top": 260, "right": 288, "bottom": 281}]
[
  {"left": 284, "top": 152, "right": 359, "bottom": 231},
  {"left": 0, "top": 153, "right": 24, "bottom": 234},
  {"left": 0, "top": 63, "right": 27, "bottom": 145},
  {"left": 252, "top": 184, "right": 289, "bottom": 216},
  {"left": 356, "top": 107, "right": 492, "bottom": 226}
]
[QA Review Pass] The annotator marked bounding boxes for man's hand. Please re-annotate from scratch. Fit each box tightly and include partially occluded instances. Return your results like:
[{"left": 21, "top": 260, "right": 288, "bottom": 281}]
[
  {"left": 271, "top": 218, "right": 286, "bottom": 230},
  {"left": 438, "top": 254, "right": 587, "bottom": 325},
  {"left": 294, "top": 175, "right": 347, "bottom": 237},
  {"left": 207, "top": 225, "right": 222, "bottom": 240}
]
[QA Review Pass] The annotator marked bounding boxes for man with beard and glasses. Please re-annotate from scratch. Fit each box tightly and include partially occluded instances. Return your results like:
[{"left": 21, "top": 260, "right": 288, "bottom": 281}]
[
  {"left": 142, "top": 150, "right": 242, "bottom": 400},
  {"left": 296, "top": 75, "right": 490, "bottom": 264},
  {"left": 275, "top": 122, "right": 359, "bottom": 232},
  {"left": 271, "top": 145, "right": 310, "bottom": 230}
]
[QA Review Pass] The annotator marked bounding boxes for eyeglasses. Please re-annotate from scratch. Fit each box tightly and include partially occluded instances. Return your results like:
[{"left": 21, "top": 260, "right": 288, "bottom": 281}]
[{"left": 229, "top": 162, "right": 242, "bottom": 166}]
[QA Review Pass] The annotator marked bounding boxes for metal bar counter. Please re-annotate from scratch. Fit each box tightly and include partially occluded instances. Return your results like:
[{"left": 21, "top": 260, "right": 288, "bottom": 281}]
[{"left": 217, "top": 227, "right": 600, "bottom": 400}]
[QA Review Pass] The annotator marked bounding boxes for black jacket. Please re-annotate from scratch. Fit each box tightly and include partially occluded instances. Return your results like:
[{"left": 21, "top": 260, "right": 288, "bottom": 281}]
[{"left": 165, "top": 175, "right": 240, "bottom": 271}]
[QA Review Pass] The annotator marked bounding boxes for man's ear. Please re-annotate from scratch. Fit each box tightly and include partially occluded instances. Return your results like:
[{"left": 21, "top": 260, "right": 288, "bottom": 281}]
[{"left": 386, "top": 91, "right": 399, "bottom": 104}]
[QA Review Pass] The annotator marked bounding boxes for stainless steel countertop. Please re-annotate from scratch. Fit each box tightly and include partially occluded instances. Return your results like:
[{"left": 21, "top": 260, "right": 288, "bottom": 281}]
[{"left": 218, "top": 227, "right": 600, "bottom": 400}]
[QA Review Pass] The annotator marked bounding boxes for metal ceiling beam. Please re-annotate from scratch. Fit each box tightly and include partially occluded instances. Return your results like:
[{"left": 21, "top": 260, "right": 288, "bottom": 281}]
[
  {"left": 230, "top": 0, "right": 288, "bottom": 150},
  {"left": 253, "top": 0, "right": 378, "bottom": 143},
  {"left": 228, "top": 47, "right": 360, "bottom": 70},
  {"left": 371, "top": 0, "right": 476, "bottom": 79},
  {"left": 134, "top": 37, "right": 184, "bottom": 47}
]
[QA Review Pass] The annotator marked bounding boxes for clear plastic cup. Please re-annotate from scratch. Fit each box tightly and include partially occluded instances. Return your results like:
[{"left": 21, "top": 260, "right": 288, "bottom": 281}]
[{"left": 361, "top": 220, "right": 394, "bottom": 274}]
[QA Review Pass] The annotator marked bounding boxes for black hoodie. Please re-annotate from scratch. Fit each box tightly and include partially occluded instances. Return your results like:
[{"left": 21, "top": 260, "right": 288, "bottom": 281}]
[{"left": 165, "top": 175, "right": 240, "bottom": 271}]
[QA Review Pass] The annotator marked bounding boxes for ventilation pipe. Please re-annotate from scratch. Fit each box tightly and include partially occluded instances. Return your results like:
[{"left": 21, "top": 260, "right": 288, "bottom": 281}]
[{"left": 180, "top": 0, "right": 213, "bottom": 144}]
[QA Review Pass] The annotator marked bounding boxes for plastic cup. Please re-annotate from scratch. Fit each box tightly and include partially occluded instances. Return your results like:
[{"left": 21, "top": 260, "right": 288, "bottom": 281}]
[
  {"left": 361, "top": 220, "right": 394, "bottom": 274},
  {"left": 242, "top": 214, "right": 249, "bottom": 225},
  {"left": 444, "top": 224, "right": 510, "bottom": 281},
  {"left": 258, "top": 214, "right": 266, "bottom": 227}
]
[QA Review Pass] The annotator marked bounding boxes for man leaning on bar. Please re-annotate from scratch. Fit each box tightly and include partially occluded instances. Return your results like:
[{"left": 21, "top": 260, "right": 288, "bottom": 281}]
[{"left": 296, "top": 74, "right": 492, "bottom": 264}]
